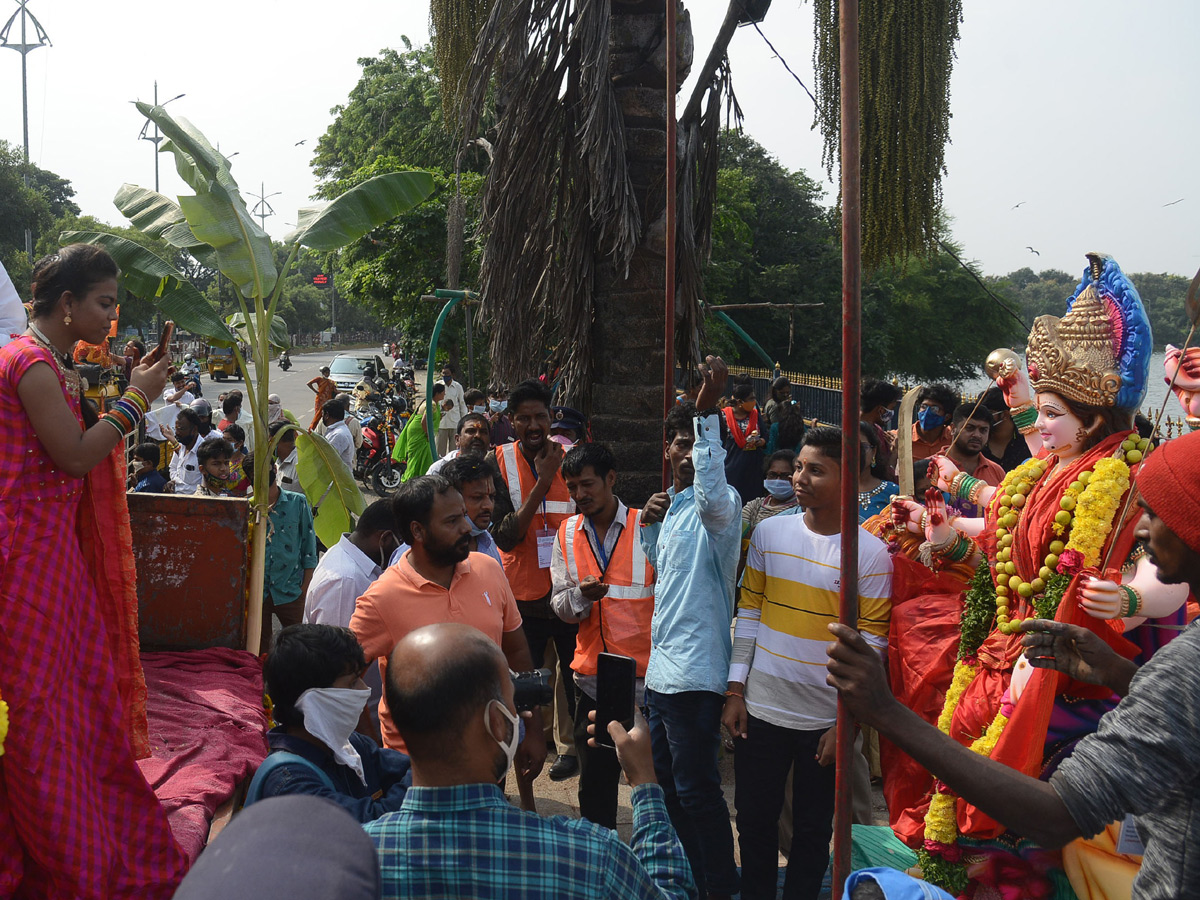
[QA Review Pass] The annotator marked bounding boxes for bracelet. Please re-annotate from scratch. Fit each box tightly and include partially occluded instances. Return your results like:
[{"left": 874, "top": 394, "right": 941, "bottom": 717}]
[
  {"left": 919, "top": 510, "right": 930, "bottom": 533},
  {"left": 955, "top": 474, "right": 980, "bottom": 502},
  {"left": 99, "top": 393, "right": 146, "bottom": 438},
  {"left": 125, "top": 386, "right": 150, "bottom": 413},
  {"left": 1120, "top": 585, "right": 1143, "bottom": 618},
  {"left": 944, "top": 533, "right": 976, "bottom": 563},
  {"left": 724, "top": 689, "right": 744, "bottom": 699},
  {"left": 967, "top": 478, "right": 987, "bottom": 505}
]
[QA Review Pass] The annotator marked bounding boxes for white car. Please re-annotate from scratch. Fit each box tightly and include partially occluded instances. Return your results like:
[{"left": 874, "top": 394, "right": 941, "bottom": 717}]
[{"left": 329, "top": 352, "right": 390, "bottom": 393}]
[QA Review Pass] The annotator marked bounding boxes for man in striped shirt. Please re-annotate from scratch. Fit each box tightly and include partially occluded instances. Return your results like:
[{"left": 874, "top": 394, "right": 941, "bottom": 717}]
[{"left": 723, "top": 426, "right": 893, "bottom": 900}]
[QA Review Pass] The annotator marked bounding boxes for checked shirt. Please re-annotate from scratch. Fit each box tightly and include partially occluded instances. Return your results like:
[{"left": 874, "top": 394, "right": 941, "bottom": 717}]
[{"left": 364, "top": 782, "right": 695, "bottom": 899}]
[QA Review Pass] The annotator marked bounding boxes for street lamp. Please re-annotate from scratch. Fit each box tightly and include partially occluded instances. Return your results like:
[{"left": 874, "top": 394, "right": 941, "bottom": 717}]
[
  {"left": 249, "top": 182, "right": 281, "bottom": 231},
  {"left": 138, "top": 81, "right": 185, "bottom": 192},
  {"left": 1, "top": 0, "right": 51, "bottom": 261}
]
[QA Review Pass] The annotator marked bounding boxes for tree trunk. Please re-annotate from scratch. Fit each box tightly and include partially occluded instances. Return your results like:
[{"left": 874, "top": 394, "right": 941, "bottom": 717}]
[{"left": 590, "top": 0, "right": 692, "bottom": 505}]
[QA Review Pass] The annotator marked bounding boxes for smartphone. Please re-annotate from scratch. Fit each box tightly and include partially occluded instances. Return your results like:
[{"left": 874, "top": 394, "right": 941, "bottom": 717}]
[
  {"left": 148, "top": 321, "right": 175, "bottom": 364},
  {"left": 594, "top": 652, "right": 636, "bottom": 749}
]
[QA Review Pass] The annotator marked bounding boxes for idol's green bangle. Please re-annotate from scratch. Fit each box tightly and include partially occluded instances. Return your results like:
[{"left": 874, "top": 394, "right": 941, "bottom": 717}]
[{"left": 1010, "top": 405, "right": 1038, "bottom": 431}]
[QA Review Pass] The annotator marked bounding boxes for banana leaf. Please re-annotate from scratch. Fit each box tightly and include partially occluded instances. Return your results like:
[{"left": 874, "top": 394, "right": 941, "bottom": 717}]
[
  {"left": 226, "top": 312, "right": 290, "bottom": 351},
  {"left": 113, "top": 184, "right": 219, "bottom": 268},
  {"left": 138, "top": 102, "right": 277, "bottom": 298},
  {"left": 285, "top": 171, "right": 435, "bottom": 251},
  {"left": 62, "top": 230, "right": 235, "bottom": 343},
  {"left": 295, "top": 429, "right": 366, "bottom": 548}
]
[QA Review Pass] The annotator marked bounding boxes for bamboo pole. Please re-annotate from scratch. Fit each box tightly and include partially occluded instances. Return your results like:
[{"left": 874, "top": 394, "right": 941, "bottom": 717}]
[{"left": 663, "top": 0, "right": 678, "bottom": 489}]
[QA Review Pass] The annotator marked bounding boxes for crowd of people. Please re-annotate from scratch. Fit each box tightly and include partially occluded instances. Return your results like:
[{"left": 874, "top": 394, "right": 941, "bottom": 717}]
[{"left": 3, "top": 246, "right": 1200, "bottom": 900}]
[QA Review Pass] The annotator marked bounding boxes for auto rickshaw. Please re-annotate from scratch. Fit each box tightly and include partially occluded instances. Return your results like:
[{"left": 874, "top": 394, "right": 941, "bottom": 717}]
[{"left": 206, "top": 345, "right": 242, "bottom": 381}]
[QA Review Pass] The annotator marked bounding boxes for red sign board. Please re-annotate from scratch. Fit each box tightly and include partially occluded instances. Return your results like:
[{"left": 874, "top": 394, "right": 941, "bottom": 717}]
[{"left": 312, "top": 273, "right": 329, "bottom": 286}]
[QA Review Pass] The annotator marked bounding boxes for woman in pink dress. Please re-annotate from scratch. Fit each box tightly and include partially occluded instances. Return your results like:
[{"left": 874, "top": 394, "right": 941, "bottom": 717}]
[{"left": 0, "top": 245, "right": 186, "bottom": 899}]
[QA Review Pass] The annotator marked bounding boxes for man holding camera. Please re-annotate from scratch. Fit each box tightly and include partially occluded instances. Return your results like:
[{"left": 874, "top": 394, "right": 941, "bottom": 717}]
[
  {"left": 350, "top": 475, "right": 547, "bottom": 786},
  {"left": 365, "top": 623, "right": 695, "bottom": 900},
  {"left": 551, "top": 442, "right": 655, "bottom": 830}
]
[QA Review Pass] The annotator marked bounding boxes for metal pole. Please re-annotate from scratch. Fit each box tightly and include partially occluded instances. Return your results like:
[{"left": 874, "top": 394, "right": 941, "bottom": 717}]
[
  {"left": 465, "top": 304, "right": 475, "bottom": 388},
  {"left": 19, "top": 5, "right": 29, "bottom": 259},
  {"left": 833, "top": 0, "right": 862, "bottom": 894},
  {"left": 152, "top": 81, "right": 160, "bottom": 192},
  {"left": 662, "top": 0, "right": 677, "bottom": 490}
]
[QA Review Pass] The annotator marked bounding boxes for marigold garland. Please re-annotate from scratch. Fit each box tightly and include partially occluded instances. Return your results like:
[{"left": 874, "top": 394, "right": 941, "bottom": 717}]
[
  {"left": 916, "top": 438, "right": 1142, "bottom": 894},
  {"left": 0, "top": 691, "right": 8, "bottom": 757}
]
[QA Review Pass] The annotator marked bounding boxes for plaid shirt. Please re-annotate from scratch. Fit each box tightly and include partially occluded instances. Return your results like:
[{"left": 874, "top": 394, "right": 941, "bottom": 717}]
[{"left": 364, "top": 782, "right": 695, "bottom": 899}]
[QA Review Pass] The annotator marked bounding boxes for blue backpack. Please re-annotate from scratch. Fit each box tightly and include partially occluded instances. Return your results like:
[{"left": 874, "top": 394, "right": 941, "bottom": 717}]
[{"left": 244, "top": 751, "right": 336, "bottom": 807}]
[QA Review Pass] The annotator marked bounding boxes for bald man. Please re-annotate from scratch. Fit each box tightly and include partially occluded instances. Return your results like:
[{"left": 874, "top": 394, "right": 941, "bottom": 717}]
[{"left": 364, "top": 623, "right": 696, "bottom": 900}]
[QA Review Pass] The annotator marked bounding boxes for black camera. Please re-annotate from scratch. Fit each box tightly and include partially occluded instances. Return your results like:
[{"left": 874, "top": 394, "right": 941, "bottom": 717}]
[{"left": 511, "top": 668, "right": 553, "bottom": 712}]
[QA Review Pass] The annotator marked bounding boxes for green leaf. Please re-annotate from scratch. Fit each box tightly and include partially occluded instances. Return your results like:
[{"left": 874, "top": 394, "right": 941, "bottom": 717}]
[
  {"left": 137, "top": 102, "right": 277, "bottom": 298},
  {"left": 295, "top": 430, "right": 366, "bottom": 548},
  {"left": 113, "top": 184, "right": 187, "bottom": 238},
  {"left": 226, "top": 312, "right": 290, "bottom": 351},
  {"left": 285, "top": 171, "right": 435, "bottom": 251},
  {"left": 62, "top": 230, "right": 236, "bottom": 343}
]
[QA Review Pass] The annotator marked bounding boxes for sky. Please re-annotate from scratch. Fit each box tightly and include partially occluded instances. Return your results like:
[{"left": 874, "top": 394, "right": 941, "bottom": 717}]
[{"left": 1, "top": 0, "right": 1197, "bottom": 280}]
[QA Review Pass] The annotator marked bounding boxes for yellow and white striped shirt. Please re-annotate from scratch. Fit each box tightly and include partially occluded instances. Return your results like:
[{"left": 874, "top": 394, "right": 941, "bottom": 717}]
[{"left": 728, "top": 510, "right": 892, "bottom": 731}]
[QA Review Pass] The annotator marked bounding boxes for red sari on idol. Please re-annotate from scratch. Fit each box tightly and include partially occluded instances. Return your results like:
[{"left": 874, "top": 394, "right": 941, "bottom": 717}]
[{"left": 884, "top": 433, "right": 1147, "bottom": 867}]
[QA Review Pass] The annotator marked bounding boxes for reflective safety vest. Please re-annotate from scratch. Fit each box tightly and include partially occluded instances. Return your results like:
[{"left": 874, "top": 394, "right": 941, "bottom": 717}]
[
  {"left": 559, "top": 507, "right": 654, "bottom": 676},
  {"left": 495, "top": 441, "right": 575, "bottom": 602}
]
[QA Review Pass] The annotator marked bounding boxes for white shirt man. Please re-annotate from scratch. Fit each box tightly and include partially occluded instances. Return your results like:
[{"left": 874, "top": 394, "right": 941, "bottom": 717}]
[
  {"left": 169, "top": 440, "right": 203, "bottom": 495},
  {"left": 325, "top": 419, "right": 356, "bottom": 470},
  {"left": 304, "top": 533, "right": 384, "bottom": 628}
]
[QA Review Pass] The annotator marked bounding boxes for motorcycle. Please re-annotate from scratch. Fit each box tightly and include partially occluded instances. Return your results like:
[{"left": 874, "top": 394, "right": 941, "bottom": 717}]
[
  {"left": 278, "top": 351, "right": 292, "bottom": 371},
  {"left": 355, "top": 393, "right": 408, "bottom": 497}
]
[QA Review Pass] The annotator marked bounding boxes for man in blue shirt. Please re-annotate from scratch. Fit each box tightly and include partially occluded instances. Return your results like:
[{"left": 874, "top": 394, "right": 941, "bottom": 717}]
[
  {"left": 259, "top": 624, "right": 411, "bottom": 822},
  {"left": 365, "top": 622, "right": 695, "bottom": 900},
  {"left": 638, "top": 356, "right": 741, "bottom": 898},
  {"left": 131, "top": 442, "right": 168, "bottom": 493}
]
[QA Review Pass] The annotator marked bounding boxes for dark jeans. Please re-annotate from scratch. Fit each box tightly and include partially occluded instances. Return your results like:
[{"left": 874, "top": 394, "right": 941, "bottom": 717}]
[
  {"left": 734, "top": 713, "right": 836, "bottom": 900},
  {"left": 645, "top": 688, "right": 740, "bottom": 897},
  {"left": 572, "top": 689, "right": 624, "bottom": 829},
  {"left": 261, "top": 595, "right": 304, "bottom": 655},
  {"left": 521, "top": 614, "right": 579, "bottom": 742}
]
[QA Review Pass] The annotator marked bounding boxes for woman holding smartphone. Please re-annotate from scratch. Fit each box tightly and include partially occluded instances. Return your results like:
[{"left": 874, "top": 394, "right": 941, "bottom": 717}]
[{"left": 0, "top": 245, "right": 185, "bottom": 899}]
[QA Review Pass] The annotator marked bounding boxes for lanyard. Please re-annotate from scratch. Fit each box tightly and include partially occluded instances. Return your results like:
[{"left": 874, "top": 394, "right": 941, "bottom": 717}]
[{"left": 585, "top": 516, "right": 610, "bottom": 573}]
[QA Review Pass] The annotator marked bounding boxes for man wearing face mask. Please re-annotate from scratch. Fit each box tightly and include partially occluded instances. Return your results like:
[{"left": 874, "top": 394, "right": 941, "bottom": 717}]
[
  {"left": 163, "top": 407, "right": 204, "bottom": 495},
  {"left": 258, "top": 624, "right": 412, "bottom": 823},
  {"left": 304, "top": 499, "right": 400, "bottom": 627},
  {"left": 487, "top": 384, "right": 517, "bottom": 445},
  {"left": 860, "top": 379, "right": 903, "bottom": 477},
  {"left": 365, "top": 623, "right": 695, "bottom": 900},
  {"left": 898, "top": 382, "right": 958, "bottom": 462},
  {"left": 436, "top": 365, "right": 466, "bottom": 456}
]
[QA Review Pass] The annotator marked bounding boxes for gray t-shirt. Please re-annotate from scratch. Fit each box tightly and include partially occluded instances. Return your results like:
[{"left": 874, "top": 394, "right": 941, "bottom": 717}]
[{"left": 1051, "top": 620, "right": 1200, "bottom": 900}]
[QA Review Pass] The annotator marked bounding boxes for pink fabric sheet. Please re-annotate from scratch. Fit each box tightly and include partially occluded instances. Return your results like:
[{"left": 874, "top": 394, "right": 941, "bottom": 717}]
[{"left": 137, "top": 648, "right": 269, "bottom": 863}]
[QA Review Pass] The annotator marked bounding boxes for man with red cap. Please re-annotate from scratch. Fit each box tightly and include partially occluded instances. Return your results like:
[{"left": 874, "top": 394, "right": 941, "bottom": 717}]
[{"left": 827, "top": 429, "right": 1200, "bottom": 900}]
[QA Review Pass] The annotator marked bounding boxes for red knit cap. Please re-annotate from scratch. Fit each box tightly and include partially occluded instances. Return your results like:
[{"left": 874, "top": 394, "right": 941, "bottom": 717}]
[{"left": 1137, "top": 430, "right": 1200, "bottom": 554}]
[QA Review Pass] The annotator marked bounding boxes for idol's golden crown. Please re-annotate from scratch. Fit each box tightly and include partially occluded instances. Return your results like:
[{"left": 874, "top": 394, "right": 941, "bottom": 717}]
[{"left": 1025, "top": 284, "right": 1121, "bottom": 408}]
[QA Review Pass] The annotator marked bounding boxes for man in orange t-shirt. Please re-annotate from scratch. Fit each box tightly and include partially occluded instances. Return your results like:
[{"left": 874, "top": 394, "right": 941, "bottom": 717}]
[
  {"left": 350, "top": 474, "right": 547, "bottom": 783},
  {"left": 942, "top": 402, "right": 1007, "bottom": 518}
]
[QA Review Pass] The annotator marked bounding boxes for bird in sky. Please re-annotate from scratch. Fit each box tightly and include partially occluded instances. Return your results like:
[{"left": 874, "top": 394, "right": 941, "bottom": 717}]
[
  {"left": 1162, "top": 198, "right": 1184, "bottom": 207},
  {"left": 1026, "top": 247, "right": 1040, "bottom": 256},
  {"left": 294, "top": 139, "right": 306, "bottom": 146},
  {"left": 1011, "top": 201, "right": 1026, "bottom": 210}
]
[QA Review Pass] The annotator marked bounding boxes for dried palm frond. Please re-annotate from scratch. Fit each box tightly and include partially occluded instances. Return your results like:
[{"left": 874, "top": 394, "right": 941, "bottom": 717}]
[{"left": 460, "top": 0, "right": 642, "bottom": 405}]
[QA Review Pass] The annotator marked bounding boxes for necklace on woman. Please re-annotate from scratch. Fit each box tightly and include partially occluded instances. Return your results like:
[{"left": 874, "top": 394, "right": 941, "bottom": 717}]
[
  {"left": 27, "top": 321, "right": 74, "bottom": 370},
  {"left": 858, "top": 481, "right": 887, "bottom": 506}
]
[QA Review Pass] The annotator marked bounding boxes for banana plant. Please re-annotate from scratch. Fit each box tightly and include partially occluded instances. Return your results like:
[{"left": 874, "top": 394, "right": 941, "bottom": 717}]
[{"left": 66, "top": 101, "right": 434, "bottom": 654}]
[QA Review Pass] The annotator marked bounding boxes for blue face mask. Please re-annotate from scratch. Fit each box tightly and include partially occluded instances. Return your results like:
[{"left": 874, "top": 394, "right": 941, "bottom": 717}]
[
  {"left": 489, "top": 399, "right": 505, "bottom": 413},
  {"left": 880, "top": 408, "right": 895, "bottom": 428},
  {"left": 764, "top": 478, "right": 795, "bottom": 499},
  {"left": 918, "top": 407, "right": 947, "bottom": 431}
]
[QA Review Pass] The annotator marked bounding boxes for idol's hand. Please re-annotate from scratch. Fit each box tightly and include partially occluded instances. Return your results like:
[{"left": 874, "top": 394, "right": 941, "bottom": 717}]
[
  {"left": 923, "top": 488, "right": 954, "bottom": 546},
  {"left": 1079, "top": 577, "right": 1124, "bottom": 620},
  {"left": 891, "top": 497, "right": 925, "bottom": 535},
  {"left": 986, "top": 348, "right": 1033, "bottom": 409},
  {"left": 928, "top": 455, "right": 960, "bottom": 494}
]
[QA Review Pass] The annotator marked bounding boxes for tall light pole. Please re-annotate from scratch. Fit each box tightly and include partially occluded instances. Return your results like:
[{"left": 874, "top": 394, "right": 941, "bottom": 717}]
[
  {"left": 138, "top": 81, "right": 185, "bottom": 192},
  {"left": 249, "top": 182, "right": 281, "bottom": 231},
  {"left": 1, "top": 0, "right": 51, "bottom": 261}
]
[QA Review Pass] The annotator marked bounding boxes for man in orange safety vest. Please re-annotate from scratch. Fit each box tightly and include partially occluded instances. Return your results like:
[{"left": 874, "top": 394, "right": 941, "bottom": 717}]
[{"left": 550, "top": 442, "right": 654, "bottom": 828}]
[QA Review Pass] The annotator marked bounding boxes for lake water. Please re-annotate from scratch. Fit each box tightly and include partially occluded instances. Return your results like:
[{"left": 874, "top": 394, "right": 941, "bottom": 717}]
[{"left": 960, "top": 349, "right": 1180, "bottom": 423}]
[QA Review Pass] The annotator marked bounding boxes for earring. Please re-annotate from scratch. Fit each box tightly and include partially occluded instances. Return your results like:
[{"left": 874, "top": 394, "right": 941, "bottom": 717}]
[{"left": 63, "top": 311, "right": 72, "bottom": 326}]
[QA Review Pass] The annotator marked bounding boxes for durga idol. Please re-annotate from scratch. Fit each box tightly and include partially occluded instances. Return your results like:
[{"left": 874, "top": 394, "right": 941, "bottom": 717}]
[{"left": 884, "top": 254, "right": 1190, "bottom": 898}]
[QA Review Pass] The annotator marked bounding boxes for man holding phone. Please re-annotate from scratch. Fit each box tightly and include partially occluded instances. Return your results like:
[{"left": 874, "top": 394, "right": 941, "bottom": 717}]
[{"left": 551, "top": 442, "right": 654, "bottom": 829}]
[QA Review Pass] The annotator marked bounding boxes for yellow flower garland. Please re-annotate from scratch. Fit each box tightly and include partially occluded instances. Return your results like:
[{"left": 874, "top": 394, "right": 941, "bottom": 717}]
[
  {"left": 937, "top": 661, "right": 978, "bottom": 733},
  {"left": 1064, "top": 456, "right": 1131, "bottom": 568},
  {"left": 0, "top": 692, "right": 7, "bottom": 757}
]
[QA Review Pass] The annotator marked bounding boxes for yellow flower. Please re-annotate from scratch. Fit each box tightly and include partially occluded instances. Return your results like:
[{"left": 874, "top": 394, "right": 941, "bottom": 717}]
[
  {"left": 0, "top": 693, "right": 8, "bottom": 757},
  {"left": 924, "top": 793, "right": 959, "bottom": 844},
  {"left": 937, "top": 661, "right": 978, "bottom": 733},
  {"left": 1065, "top": 457, "right": 1130, "bottom": 567},
  {"left": 969, "top": 711, "right": 1009, "bottom": 757}
]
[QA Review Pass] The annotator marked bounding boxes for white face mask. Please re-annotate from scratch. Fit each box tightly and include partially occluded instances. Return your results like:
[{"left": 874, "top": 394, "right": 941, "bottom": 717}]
[
  {"left": 484, "top": 698, "right": 521, "bottom": 775},
  {"left": 295, "top": 680, "right": 371, "bottom": 785}
]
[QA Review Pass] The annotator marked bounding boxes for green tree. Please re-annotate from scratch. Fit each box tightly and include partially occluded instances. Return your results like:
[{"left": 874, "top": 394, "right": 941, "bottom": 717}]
[{"left": 0, "top": 139, "right": 80, "bottom": 283}]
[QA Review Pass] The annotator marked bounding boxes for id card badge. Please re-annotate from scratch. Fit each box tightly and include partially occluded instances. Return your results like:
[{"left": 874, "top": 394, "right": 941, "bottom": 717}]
[
  {"left": 1116, "top": 813, "right": 1145, "bottom": 856},
  {"left": 536, "top": 528, "right": 556, "bottom": 568}
]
